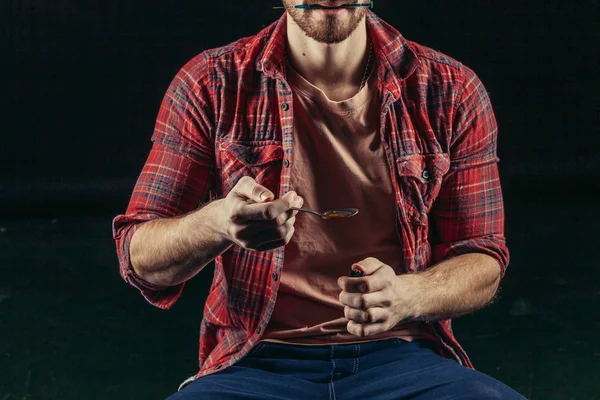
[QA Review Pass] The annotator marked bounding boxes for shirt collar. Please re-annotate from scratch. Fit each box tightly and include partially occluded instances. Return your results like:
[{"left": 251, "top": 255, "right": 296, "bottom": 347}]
[{"left": 256, "top": 10, "right": 420, "bottom": 98}]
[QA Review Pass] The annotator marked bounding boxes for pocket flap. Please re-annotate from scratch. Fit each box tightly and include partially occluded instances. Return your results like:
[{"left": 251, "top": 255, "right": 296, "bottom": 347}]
[
  {"left": 219, "top": 141, "right": 284, "bottom": 167},
  {"left": 396, "top": 153, "right": 450, "bottom": 183}
]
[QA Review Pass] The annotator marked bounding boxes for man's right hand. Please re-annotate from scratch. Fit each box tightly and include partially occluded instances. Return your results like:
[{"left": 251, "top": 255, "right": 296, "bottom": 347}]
[{"left": 217, "top": 176, "right": 304, "bottom": 251}]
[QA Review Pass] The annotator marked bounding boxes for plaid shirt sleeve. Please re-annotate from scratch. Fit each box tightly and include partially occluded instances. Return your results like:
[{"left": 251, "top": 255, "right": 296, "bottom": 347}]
[
  {"left": 112, "top": 56, "right": 216, "bottom": 309},
  {"left": 431, "top": 66, "right": 510, "bottom": 277}
]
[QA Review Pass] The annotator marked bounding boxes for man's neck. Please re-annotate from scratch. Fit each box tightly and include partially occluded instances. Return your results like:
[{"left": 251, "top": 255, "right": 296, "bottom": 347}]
[{"left": 285, "top": 18, "right": 369, "bottom": 101}]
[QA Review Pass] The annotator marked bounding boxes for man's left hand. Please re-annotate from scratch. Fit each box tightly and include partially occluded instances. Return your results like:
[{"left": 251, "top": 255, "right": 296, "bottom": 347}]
[{"left": 337, "top": 257, "right": 416, "bottom": 337}]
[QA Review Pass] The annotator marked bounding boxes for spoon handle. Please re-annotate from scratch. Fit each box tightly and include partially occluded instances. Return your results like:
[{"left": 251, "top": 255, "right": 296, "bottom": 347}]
[{"left": 289, "top": 207, "right": 323, "bottom": 217}]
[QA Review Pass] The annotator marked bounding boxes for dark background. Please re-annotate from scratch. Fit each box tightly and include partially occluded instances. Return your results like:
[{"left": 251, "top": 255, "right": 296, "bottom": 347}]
[
  {"left": 2, "top": 1, "right": 599, "bottom": 399},
  {"left": 3, "top": 0, "right": 600, "bottom": 214}
]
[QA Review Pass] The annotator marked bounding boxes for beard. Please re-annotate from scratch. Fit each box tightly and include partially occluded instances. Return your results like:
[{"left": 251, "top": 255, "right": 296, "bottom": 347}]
[{"left": 282, "top": 1, "right": 367, "bottom": 44}]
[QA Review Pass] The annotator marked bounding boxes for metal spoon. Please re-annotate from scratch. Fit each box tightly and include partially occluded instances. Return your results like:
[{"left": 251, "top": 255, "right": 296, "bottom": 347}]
[
  {"left": 245, "top": 199, "right": 358, "bottom": 220},
  {"left": 290, "top": 207, "right": 359, "bottom": 220}
]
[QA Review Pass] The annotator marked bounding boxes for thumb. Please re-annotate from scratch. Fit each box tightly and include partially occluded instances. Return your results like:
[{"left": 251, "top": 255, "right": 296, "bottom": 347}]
[
  {"left": 234, "top": 176, "right": 274, "bottom": 203},
  {"left": 351, "top": 257, "right": 384, "bottom": 276}
]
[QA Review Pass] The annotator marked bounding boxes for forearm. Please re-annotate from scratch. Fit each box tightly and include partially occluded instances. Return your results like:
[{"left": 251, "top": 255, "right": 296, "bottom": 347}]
[
  {"left": 400, "top": 253, "right": 501, "bottom": 321},
  {"left": 129, "top": 199, "right": 232, "bottom": 287}
]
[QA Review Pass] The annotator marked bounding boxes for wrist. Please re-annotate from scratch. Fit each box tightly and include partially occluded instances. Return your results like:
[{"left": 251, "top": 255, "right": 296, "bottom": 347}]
[
  {"left": 191, "top": 199, "right": 233, "bottom": 245},
  {"left": 394, "top": 273, "right": 425, "bottom": 321}
]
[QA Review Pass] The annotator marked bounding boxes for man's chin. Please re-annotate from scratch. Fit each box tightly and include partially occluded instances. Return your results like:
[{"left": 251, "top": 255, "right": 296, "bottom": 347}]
[
  {"left": 308, "top": 24, "right": 355, "bottom": 44},
  {"left": 288, "top": 6, "right": 365, "bottom": 44}
]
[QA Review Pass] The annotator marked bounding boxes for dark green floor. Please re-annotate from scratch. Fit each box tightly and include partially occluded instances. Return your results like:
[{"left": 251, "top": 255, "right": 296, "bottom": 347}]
[{"left": 1, "top": 194, "right": 599, "bottom": 399}]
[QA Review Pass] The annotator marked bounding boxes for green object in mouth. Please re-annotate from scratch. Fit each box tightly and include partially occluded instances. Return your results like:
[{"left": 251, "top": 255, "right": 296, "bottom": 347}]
[{"left": 294, "top": 2, "right": 374, "bottom": 10}]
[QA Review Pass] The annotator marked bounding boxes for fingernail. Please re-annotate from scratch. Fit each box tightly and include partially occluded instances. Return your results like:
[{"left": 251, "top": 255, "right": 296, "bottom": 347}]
[{"left": 261, "top": 193, "right": 270, "bottom": 201}]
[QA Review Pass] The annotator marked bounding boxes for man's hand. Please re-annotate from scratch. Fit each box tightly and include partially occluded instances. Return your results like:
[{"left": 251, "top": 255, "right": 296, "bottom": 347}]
[
  {"left": 217, "top": 176, "right": 304, "bottom": 251},
  {"left": 338, "top": 257, "right": 415, "bottom": 337}
]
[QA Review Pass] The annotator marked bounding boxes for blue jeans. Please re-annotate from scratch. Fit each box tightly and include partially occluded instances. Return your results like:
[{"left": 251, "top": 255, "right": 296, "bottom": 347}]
[{"left": 167, "top": 339, "right": 526, "bottom": 399}]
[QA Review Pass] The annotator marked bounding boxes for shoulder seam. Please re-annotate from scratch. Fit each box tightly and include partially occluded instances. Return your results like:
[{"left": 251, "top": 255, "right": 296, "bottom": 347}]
[
  {"left": 406, "top": 41, "right": 465, "bottom": 72},
  {"left": 415, "top": 51, "right": 464, "bottom": 72}
]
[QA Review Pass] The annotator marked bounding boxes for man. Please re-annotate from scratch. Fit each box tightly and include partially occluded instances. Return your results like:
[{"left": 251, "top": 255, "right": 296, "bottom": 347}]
[{"left": 113, "top": 1, "right": 526, "bottom": 398}]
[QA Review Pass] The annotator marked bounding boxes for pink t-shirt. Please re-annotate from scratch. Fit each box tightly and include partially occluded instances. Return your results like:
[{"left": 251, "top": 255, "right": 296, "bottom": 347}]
[{"left": 262, "top": 61, "right": 428, "bottom": 345}]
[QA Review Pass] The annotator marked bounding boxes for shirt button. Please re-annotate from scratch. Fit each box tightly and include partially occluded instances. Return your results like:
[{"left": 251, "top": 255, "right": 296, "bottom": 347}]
[
  {"left": 281, "top": 103, "right": 289, "bottom": 111},
  {"left": 245, "top": 155, "right": 255, "bottom": 164},
  {"left": 255, "top": 327, "right": 262, "bottom": 334},
  {"left": 421, "top": 170, "right": 431, "bottom": 180},
  {"left": 283, "top": 159, "right": 290, "bottom": 168},
  {"left": 272, "top": 273, "right": 279, "bottom": 281}
]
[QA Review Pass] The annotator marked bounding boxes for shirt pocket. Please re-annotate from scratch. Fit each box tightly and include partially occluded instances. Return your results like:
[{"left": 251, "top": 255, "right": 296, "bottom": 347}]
[
  {"left": 218, "top": 141, "right": 284, "bottom": 196},
  {"left": 396, "top": 153, "right": 450, "bottom": 225}
]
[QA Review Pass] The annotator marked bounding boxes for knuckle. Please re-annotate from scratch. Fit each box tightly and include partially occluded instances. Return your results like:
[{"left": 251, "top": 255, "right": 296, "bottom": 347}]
[
  {"left": 228, "top": 224, "right": 243, "bottom": 239},
  {"left": 229, "top": 202, "right": 245, "bottom": 221},
  {"left": 361, "top": 280, "right": 370, "bottom": 292},
  {"left": 285, "top": 225, "right": 293, "bottom": 238},
  {"left": 263, "top": 205, "right": 277, "bottom": 220},
  {"left": 340, "top": 292, "right": 349, "bottom": 306},
  {"left": 277, "top": 225, "right": 287, "bottom": 239},
  {"left": 284, "top": 226, "right": 295, "bottom": 244},
  {"left": 274, "top": 214, "right": 284, "bottom": 226},
  {"left": 229, "top": 211, "right": 242, "bottom": 223},
  {"left": 358, "top": 295, "right": 367, "bottom": 309},
  {"left": 358, "top": 325, "right": 366, "bottom": 337}
]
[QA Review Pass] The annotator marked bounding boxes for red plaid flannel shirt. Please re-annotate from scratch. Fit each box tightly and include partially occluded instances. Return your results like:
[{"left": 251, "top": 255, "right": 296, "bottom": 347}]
[{"left": 112, "top": 11, "right": 509, "bottom": 382}]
